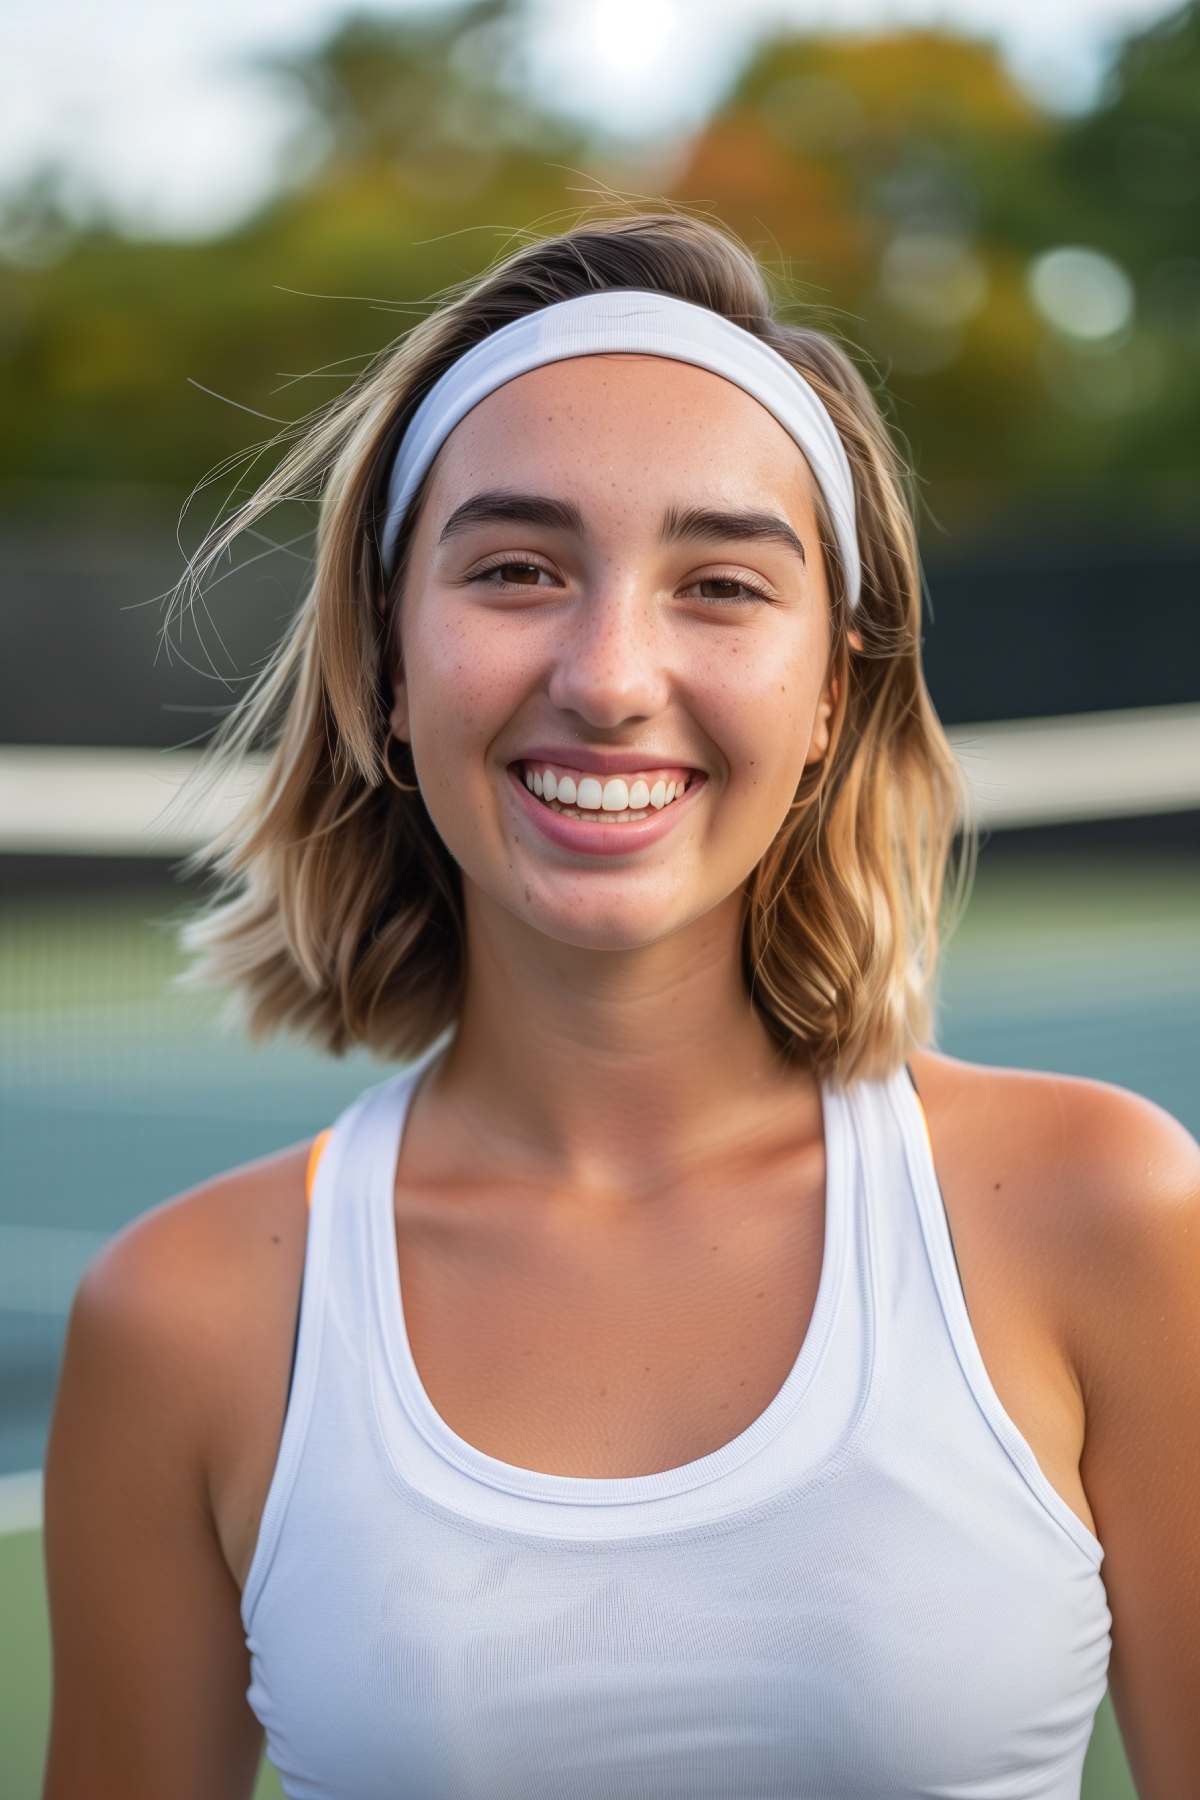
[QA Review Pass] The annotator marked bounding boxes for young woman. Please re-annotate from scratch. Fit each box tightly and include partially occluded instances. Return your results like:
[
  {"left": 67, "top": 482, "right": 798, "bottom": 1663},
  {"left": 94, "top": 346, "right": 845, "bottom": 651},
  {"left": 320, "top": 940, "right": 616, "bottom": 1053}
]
[{"left": 42, "top": 211, "right": 1198, "bottom": 1798}]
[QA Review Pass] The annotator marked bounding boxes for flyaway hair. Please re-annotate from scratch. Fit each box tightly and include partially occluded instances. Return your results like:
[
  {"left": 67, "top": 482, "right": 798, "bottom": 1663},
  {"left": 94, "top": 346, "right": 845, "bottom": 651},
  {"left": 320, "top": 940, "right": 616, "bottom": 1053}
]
[{"left": 161, "top": 203, "right": 976, "bottom": 1085}]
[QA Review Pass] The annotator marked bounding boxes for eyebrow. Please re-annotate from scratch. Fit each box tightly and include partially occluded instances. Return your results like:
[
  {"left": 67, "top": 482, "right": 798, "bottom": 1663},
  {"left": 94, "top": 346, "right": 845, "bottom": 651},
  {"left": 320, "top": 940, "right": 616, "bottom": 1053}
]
[{"left": 435, "top": 489, "right": 806, "bottom": 566}]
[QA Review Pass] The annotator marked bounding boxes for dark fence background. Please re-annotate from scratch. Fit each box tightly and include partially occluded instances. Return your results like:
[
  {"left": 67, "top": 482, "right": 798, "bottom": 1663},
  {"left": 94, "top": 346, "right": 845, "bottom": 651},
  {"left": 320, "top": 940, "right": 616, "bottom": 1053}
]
[{"left": 6, "top": 508, "right": 1198, "bottom": 747}]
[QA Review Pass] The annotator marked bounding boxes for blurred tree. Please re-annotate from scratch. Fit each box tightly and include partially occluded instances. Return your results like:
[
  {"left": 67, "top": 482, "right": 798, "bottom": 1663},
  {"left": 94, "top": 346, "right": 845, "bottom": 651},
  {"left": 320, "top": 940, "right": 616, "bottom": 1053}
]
[
  {"left": 0, "top": 1, "right": 1196, "bottom": 531},
  {"left": 1039, "top": 2, "right": 1200, "bottom": 484},
  {"left": 668, "top": 14, "right": 1199, "bottom": 521},
  {"left": 1054, "top": 1, "right": 1199, "bottom": 269},
  {"left": 0, "top": 1, "right": 595, "bottom": 502},
  {"left": 670, "top": 30, "right": 1057, "bottom": 510}
]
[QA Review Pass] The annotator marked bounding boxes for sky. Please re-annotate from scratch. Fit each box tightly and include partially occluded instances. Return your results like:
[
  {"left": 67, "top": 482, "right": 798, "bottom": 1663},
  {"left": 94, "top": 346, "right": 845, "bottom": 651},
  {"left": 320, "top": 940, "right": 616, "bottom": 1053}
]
[{"left": 1, "top": 0, "right": 1181, "bottom": 241}]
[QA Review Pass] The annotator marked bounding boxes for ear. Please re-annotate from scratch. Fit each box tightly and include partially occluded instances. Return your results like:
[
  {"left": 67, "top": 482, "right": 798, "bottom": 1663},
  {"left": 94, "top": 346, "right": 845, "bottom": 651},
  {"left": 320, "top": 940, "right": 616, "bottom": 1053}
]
[{"left": 805, "top": 627, "right": 862, "bottom": 767}]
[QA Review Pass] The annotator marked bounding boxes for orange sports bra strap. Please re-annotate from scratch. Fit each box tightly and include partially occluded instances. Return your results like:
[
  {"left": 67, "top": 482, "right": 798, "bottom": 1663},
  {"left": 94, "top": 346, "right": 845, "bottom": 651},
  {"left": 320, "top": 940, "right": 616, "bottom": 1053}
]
[
  {"left": 910, "top": 1089, "right": 934, "bottom": 1154},
  {"left": 305, "top": 1128, "right": 333, "bottom": 1210}
]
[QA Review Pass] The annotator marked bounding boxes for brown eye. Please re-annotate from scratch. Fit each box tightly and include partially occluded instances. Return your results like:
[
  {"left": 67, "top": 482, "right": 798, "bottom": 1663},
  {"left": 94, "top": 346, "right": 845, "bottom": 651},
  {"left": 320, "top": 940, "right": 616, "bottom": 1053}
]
[
  {"left": 473, "top": 559, "right": 556, "bottom": 588},
  {"left": 690, "top": 575, "right": 771, "bottom": 606}
]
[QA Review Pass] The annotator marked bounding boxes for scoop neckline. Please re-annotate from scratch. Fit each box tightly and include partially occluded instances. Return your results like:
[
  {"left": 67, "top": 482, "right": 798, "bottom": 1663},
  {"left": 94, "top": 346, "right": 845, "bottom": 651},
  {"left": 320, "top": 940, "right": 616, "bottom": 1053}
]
[{"left": 366, "top": 1048, "right": 852, "bottom": 1506}]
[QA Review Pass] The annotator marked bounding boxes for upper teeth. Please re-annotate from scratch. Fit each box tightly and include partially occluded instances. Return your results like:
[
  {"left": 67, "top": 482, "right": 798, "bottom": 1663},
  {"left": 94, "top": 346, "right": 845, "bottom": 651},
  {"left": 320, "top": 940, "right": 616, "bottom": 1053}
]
[{"left": 521, "top": 763, "right": 690, "bottom": 811}]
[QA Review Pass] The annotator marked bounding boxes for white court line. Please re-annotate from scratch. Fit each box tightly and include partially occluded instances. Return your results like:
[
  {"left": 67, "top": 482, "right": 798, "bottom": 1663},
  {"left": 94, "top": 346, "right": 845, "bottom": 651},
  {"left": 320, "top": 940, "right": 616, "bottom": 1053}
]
[
  {"left": 1, "top": 702, "right": 1198, "bottom": 851},
  {"left": 0, "top": 1467, "right": 42, "bottom": 1535}
]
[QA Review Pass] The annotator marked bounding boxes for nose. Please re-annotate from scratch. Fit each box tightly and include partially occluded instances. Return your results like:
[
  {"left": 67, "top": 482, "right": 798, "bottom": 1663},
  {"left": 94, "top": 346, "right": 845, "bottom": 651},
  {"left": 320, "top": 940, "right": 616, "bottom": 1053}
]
[{"left": 544, "top": 582, "right": 673, "bottom": 728}]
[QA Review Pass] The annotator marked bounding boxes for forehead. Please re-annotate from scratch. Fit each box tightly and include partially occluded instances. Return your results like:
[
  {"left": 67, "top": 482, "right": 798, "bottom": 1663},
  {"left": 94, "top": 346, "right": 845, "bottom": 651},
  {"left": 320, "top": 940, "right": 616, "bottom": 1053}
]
[{"left": 422, "top": 352, "right": 820, "bottom": 527}]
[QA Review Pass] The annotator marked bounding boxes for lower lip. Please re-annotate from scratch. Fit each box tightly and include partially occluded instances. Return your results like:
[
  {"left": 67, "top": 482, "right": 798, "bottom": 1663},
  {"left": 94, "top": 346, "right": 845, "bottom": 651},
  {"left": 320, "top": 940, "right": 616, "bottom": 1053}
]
[{"left": 505, "top": 765, "right": 707, "bottom": 857}]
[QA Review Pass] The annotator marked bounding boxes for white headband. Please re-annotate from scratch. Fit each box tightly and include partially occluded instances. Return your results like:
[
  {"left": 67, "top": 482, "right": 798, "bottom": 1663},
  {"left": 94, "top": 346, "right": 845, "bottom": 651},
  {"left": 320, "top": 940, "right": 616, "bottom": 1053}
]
[{"left": 378, "top": 288, "right": 861, "bottom": 611}]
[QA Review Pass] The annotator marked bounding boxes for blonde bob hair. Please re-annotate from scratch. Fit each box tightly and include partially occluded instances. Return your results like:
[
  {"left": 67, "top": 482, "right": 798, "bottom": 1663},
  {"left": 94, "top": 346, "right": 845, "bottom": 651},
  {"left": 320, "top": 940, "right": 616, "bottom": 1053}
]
[{"left": 166, "top": 206, "right": 975, "bottom": 1087}]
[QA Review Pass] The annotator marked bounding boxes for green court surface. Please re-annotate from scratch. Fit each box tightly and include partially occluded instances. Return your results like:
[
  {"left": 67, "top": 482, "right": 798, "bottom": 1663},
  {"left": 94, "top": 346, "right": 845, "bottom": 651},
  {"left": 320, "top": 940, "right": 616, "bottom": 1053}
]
[
  {"left": 0, "top": 1524, "right": 283, "bottom": 1799},
  {"left": 2, "top": 848, "right": 1197, "bottom": 1795}
]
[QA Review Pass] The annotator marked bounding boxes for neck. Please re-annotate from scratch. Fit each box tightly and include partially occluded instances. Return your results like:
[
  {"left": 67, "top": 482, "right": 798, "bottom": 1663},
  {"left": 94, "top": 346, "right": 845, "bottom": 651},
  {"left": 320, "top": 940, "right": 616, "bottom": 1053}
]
[{"left": 418, "top": 888, "right": 820, "bottom": 1207}]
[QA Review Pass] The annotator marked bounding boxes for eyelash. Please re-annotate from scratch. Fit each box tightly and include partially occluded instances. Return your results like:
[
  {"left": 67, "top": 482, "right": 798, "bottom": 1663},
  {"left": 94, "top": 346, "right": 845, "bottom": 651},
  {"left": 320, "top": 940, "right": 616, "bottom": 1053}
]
[{"left": 468, "top": 556, "right": 773, "bottom": 608}]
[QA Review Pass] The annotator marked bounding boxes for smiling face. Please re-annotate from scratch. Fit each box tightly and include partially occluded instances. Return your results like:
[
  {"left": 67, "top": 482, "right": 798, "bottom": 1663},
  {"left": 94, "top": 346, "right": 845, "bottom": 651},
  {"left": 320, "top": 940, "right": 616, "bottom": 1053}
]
[{"left": 387, "top": 351, "right": 846, "bottom": 951}]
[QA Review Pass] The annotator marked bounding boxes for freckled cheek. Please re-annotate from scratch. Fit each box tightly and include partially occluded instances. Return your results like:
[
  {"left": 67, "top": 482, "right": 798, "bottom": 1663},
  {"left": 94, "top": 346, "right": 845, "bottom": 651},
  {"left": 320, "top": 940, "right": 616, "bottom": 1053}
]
[
  {"left": 408, "top": 629, "right": 528, "bottom": 784},
  {"left": 707, "top": 654, "right": 820, "bottom": 801}
]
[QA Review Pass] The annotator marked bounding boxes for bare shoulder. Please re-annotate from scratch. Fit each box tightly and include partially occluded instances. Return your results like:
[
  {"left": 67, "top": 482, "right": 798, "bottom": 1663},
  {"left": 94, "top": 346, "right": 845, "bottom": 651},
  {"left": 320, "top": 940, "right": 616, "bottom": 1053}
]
[
  {"left": 907, "top": 1044, "right": 1200, "bottom": 1360},
  {"left": 907, "top": 1043, "right": 1198, "bottom": 1204},
  {"left": 81, "top": 1137, "right": 312, "bottom": 1328},
  {"left": 75, "top": 1138, "right": 315, "bottom": 1493},
  {"left": 42, "top": 1142, "right": 318, "bottom": 1796}
]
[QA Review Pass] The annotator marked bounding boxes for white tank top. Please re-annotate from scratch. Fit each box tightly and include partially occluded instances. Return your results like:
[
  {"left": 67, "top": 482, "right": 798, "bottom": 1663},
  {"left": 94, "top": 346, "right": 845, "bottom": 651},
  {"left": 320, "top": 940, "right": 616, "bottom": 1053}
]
[{"left": 241, "top": 1048, "right": 1111, "bottom": 1799}]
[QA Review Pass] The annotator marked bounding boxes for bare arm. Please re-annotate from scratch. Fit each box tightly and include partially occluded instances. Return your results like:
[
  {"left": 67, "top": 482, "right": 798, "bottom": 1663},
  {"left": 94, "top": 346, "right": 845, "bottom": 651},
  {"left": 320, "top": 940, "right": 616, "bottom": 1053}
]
[
  {"left": 41, "top": 1199, "right": 267, "bottom": 1800},
  {"left": 1064, "top": 1079, "right": 1200, "bottom": 1797}
]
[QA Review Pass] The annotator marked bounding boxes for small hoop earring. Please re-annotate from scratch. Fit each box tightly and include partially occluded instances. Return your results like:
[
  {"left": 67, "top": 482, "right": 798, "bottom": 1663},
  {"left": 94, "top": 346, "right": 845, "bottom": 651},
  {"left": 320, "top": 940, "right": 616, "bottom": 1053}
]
[{"left": 382, "top": 731, "right": 420, "bottom": 793}]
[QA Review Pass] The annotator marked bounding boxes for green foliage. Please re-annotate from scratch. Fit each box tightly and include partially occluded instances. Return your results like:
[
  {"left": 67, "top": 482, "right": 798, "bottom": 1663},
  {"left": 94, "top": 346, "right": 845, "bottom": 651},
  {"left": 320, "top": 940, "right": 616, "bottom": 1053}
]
[{"left": 1, "top": 0, "right": 1196, "bottom": 527}]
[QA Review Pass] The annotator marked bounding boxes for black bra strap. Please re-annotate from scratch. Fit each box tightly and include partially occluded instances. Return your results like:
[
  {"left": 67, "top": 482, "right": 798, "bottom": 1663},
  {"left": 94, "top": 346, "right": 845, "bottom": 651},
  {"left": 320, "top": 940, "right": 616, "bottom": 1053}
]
[
  {"left": 283, "top": 1251, "right": 305, "bottom": 1412},
  {"left": 904, "top": 1060, "right": 967, "bottom": 1296}
]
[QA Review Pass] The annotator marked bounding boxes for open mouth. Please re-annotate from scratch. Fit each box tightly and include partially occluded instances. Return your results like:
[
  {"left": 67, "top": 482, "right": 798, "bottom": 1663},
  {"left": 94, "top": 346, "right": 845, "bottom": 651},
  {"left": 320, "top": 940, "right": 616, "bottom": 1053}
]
[
  {"left": 504, "top": 761, "right": 707, "bottom": 855},
  {"left": 507, "top": 760, "right": 702, "bottom": 823}
]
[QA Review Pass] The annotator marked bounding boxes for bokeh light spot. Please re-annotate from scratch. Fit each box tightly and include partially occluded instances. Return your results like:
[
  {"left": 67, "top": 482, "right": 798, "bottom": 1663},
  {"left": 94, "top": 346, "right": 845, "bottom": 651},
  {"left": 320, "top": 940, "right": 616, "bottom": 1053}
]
[{"left": 1027, "top": 246, "right": 1135, "bottom": 342}]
